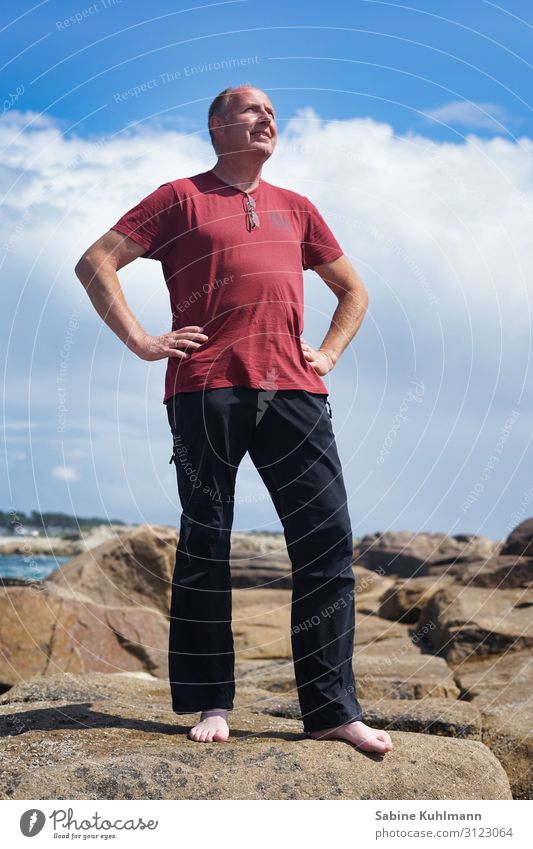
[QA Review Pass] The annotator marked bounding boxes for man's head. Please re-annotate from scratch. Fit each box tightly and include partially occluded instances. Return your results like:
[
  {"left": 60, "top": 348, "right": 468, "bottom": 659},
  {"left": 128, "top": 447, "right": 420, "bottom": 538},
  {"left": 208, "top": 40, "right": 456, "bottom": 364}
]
[{"left": 208, "top": 85, "right": 277, "bottom": 161}]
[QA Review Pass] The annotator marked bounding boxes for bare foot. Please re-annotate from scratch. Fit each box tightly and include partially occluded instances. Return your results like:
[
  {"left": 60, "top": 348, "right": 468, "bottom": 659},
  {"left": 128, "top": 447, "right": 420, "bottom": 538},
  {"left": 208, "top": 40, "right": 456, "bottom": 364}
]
[
  {"left": 188, "top": 708, "right": 230, "bottom": 742},
  {"left": 307, "top": 720, "right": 393, "bottom": 753}
]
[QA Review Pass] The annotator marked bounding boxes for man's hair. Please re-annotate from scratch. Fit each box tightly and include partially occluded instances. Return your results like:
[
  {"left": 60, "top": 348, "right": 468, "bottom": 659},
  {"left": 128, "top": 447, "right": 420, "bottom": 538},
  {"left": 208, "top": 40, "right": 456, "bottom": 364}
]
[{"left": 207, "top": 83, "right": 255, "bottom": 148}]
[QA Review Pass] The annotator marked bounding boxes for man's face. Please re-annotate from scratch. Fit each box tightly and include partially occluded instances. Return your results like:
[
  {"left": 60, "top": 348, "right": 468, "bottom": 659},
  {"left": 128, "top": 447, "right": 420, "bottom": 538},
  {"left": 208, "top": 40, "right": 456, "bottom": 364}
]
[{"left": 212, "top": 88, "right": 278, "bottom": 159}]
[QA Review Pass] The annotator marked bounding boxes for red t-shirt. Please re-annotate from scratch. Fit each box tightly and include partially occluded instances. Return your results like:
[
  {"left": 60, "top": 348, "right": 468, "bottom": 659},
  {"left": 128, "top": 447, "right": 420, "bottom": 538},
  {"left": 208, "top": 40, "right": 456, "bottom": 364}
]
[{"left": 110, "top": 170, "right": 344, "bottom": 403}]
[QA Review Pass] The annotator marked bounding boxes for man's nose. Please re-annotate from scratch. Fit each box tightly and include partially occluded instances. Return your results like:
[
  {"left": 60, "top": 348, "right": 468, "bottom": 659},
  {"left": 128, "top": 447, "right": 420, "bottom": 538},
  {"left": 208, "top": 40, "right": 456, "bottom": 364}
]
[{"left": 257, "top": 111, "right": 275, "bottom": 130}]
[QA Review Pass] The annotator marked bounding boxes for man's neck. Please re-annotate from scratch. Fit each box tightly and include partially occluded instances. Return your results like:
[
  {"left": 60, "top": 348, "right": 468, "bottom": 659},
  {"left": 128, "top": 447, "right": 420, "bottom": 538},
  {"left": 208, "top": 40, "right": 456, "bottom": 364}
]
[{"left": 210, "top": 157, "right": 264, "bottom": 193}]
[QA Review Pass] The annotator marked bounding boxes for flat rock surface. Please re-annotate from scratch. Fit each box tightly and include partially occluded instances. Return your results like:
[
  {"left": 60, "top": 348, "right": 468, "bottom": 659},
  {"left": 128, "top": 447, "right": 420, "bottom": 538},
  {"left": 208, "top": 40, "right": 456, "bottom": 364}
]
[{"left": 0, "top": 671, "right": 511, "bottom": 800}]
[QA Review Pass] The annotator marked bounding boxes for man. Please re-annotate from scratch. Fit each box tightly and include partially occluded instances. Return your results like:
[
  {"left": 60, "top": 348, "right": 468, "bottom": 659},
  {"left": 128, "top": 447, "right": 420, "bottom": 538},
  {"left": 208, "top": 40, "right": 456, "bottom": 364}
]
[{"left": 75, "top": 85, "right": 392, "bottom": 754}]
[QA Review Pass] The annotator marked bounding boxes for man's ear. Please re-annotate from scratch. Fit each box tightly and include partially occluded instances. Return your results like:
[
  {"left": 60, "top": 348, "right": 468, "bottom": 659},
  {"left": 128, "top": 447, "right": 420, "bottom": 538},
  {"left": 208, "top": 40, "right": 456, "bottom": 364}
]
[{"left": 210, "top": 115, "right": 224, "bottom": 142}]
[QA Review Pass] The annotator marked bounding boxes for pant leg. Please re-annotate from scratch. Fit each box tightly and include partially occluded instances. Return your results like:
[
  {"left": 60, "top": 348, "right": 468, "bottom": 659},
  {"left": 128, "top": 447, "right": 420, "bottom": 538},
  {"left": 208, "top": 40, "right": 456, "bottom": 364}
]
[
  {"left": 166, "top": 387, "right": 254, "bottom": 713},
  {"left": 248, "top": 389, "right": 364, "bottom": 733}
]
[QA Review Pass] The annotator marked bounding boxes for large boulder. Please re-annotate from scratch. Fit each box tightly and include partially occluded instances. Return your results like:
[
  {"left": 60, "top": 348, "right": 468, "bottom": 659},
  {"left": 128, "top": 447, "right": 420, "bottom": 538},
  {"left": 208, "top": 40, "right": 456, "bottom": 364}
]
[
  {"left": 0, "top": 585, "right": 168, "bottom": 689},
  {"left": 0, "top": 671, "right": 511, "bottom": 800},
  {"left": 417, "top": 586, "right": 533, "bottom": 660},
  {"left": 379, "top": 575, "right": 453, "bottom": 623},
  {"left": 45, "top": 525, "right": 297, "bottom": 602},
  {"left": 454, "top": 555, "right": 533, "bottom": 588},
  {"left": 354, "top": 531, "right": 499, "bottom": 578},
  {"left": 45, "top": 524, "right": 178, "bottom": 616},
  {"left": 500, "top": 518, "right": 533, "bottom": 557}
]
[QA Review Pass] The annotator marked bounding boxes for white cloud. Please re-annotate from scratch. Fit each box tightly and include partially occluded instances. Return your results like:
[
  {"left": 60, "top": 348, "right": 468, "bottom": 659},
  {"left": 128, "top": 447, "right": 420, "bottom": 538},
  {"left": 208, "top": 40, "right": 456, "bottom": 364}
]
[
  {"left": 422, "top": 100, "right": 512, "bottom": 131},
  {"left": 51, "top": 465, "right": 79, "bottom": 482},
  {"left": 1, "top": 108, "right": 532, "bottom": 538}
]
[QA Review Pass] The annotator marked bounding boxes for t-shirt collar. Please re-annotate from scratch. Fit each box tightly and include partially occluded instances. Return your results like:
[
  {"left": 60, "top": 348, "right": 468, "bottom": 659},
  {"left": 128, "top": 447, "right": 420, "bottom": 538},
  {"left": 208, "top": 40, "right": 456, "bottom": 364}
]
[{"left": 205, "top": 170, "right": 262, "bottom": 196}]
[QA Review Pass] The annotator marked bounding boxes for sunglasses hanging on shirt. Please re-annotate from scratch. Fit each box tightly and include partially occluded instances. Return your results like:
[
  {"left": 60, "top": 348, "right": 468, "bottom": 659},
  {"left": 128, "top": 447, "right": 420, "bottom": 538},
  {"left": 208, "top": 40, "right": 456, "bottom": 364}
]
[{"left": 243, "top": 192, "right": 260, "bottom": 231}]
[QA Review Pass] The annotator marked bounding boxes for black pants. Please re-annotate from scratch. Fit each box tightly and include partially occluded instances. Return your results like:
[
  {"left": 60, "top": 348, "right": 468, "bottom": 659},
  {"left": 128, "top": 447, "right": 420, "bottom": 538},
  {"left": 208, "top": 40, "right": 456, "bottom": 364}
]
[{"left": 165, "top": 386, "right": 364, "bottom": 733}]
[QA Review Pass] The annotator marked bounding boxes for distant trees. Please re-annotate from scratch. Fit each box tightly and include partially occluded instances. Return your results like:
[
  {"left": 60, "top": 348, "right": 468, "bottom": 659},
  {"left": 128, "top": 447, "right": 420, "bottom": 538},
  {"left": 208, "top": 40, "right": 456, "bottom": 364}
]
[{"left": 0, "top": 510, "right": 126, "bottom": 533}]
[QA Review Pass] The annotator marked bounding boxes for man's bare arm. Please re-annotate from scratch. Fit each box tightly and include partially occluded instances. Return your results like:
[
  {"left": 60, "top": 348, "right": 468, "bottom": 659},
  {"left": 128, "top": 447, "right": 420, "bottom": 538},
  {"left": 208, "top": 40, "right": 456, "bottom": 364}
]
[
  {"left": 74, "top": 230, "right": 208, "bottom": 361},
  {"left": 300, "top": 254, "right": 369, "bottom": 374}
]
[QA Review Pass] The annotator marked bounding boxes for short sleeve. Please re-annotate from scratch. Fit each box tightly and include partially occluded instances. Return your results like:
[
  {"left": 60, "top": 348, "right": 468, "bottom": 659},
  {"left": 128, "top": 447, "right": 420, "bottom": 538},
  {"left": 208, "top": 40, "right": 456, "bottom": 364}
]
[
  {"left": 110, "top": 182, "right": 178, "bottom": 261},
  {"left": 301, "top": 198, "right": 344, "bottom": 270}
]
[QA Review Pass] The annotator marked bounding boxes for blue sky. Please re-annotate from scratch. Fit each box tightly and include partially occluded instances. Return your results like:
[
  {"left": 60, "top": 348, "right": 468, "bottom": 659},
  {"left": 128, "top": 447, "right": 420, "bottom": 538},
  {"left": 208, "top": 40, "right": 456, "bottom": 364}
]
[
  {"left": 3, "top": 0, "right": 533, "bottom": 142},
  {"left": 1, "top": 0, "right": 532, "bottom": 542}
]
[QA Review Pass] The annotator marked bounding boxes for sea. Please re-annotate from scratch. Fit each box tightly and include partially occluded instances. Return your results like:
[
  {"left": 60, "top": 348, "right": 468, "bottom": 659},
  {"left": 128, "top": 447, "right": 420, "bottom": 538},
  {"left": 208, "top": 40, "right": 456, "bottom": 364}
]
[{"left": 0, "top": 554, "right": 70, "bottom": 581}]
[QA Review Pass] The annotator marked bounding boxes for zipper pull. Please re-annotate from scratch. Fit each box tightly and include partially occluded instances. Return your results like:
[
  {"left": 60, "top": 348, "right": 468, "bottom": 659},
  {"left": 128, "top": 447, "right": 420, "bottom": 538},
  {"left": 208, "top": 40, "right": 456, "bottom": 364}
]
[
  {"left": 169, "top": 454, "right": 174, "bottom": 464},
  {"left": 325, "top": 399, "right": 332, "bottom": 419}
]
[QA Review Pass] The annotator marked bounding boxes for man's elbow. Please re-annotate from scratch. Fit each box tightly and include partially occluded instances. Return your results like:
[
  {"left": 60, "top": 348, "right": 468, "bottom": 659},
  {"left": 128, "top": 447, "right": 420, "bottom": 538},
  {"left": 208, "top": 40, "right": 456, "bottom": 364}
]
[{"left": 74, "top": 252, "right": 91, "bottom": 284}]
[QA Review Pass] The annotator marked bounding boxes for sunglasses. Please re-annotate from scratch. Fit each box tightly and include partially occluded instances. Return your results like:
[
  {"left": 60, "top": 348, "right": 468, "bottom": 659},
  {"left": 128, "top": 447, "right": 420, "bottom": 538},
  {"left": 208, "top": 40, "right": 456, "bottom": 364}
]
[{"left": 243, "top": 192, "right": 260, "bottom": 231}]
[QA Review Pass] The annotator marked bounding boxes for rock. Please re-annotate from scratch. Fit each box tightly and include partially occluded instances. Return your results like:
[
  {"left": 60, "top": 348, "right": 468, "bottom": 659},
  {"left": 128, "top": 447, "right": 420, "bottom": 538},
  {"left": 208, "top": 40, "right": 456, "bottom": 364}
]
[
  {"left": 45, "top": 524, "right": 178, "bottom": 616},
  {"left": 232, "top": 589, "right": 292, "bottom": 660},
  {"left": 355, "top": 654, "right": 460, "bottom": 700},
  {"left": 232, "top": 594, "right": 419, "bottom": 662},
  {"left": 0, "top": 671, "right": 511, "bottom": 800},
  {"left": 379, "top": 575, "right": 453, "bottom": 623},
  {"left": 355, "top": 616, "right": 412, "bottom": 645},
  {"left": 45, "top": 526, "right": 296, "bottom": 601},
  {"left": 452, "top": 650, "right": 533, "bottom": 798},
  {"left": 451, "top": 650, "right": 533, "bottom": 706},
  {"left": 0, "top": 585, "right": 168, "bottom": 689},
  {"left": 355, "top": 637, "right": 422, "bottom": 658},
  {"left": 233, "top": 653, "right": 460, "bottom": 701},
  {"left": 501, "top": 518, "right": 533, "bottom": 557},
  {"left": 353, "top": 565, "right": 389, "bottom": 593},
  {"left": 229, "top": 555, "right": 293, "bottom": 589},
  {"left": 354, "top": 531, "right": 500, "bottom": 577},
  {"left": 418, "top": 586, "right": 533, "bottom": 660},
  {"left": 454, "top": 555, "right": 533, "bottom": 588},
  {"left": 252, "top": 694, "right": 482, "bottom": 739},
  {"left": 353, "top": 567, "right": 396, "bottom": 615},
  {"left": 480, "top": 704, "right": 533, "bottom": 800},
  {"left": 0, "top": 524, "right": 132, "bottom": 557},
  {"left": 360, "top": 697, "right": 481, "bottom": 739},
  {"left": 229, "top": 532, "right": 286, "bottom": 555}
]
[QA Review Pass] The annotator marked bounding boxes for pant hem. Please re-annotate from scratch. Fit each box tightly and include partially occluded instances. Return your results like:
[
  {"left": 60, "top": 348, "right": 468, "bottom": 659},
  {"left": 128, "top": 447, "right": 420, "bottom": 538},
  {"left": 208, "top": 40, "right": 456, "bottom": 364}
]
[
  {"left": 173, "top": 705, "right": 234, "bottom": 714},
  {"left": 302, "top": 711, "right": 364, "bottom": 734}
]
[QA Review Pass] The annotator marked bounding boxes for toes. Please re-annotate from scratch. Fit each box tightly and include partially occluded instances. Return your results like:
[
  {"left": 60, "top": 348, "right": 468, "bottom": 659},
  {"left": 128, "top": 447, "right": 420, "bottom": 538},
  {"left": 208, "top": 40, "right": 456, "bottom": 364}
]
[
  {"left": 212, "top": 728, "right": 228, "bottom": 742},
  {"left": 377, "top": 731, "right": 391, "bottom": 743}
]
